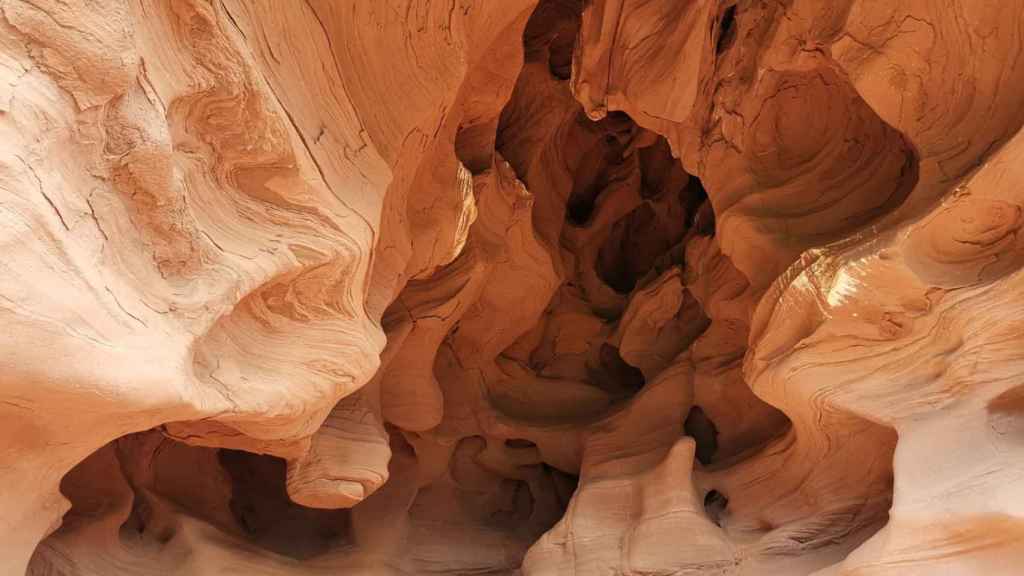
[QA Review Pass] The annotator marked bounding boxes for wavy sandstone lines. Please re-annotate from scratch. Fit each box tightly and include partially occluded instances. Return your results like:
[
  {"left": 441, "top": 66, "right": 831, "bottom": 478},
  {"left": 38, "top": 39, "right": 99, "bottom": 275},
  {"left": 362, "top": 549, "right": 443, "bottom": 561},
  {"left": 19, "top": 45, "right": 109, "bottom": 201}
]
[{"left": 1, "top": 0, "right": 1024, "bottom": 575}]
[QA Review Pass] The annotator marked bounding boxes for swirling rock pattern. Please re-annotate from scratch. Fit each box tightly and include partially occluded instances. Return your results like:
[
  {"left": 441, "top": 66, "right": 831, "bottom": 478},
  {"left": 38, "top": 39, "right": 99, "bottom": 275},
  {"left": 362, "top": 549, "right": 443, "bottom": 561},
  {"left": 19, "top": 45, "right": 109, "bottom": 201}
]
[{"left": 2, "top": 0, "right": 1024, "bottom": 575}]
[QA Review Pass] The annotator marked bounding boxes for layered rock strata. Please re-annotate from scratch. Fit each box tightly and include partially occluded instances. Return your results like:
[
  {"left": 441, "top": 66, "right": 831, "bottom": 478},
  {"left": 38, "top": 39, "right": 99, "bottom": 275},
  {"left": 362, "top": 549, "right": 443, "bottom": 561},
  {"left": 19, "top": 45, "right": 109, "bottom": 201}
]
[{"left": 1, "top": 0, "right": 1022, "bottom": 575}]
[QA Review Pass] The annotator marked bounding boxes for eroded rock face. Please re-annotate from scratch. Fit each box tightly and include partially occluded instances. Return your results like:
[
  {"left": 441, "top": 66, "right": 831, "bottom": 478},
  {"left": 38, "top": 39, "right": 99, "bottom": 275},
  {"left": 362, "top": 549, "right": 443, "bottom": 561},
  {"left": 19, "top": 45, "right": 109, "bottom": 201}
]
[{"left": 3, "top": 0, "right": 1024, "bottom": 574}]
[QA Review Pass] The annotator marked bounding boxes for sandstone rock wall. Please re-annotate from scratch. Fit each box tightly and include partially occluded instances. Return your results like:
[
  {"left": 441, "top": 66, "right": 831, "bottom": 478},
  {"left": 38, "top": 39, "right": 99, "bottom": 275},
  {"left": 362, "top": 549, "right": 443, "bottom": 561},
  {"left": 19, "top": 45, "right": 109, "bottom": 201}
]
[{"left": 1, "top": 0, "right": 1023, "bottom": 574}]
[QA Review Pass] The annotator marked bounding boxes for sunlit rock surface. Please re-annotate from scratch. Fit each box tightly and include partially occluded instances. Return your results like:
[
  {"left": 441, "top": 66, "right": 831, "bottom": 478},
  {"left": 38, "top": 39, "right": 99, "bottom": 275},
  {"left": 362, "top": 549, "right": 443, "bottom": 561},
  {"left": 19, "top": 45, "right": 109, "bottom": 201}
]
[{"left": 2, "top": 0, "right": 1023, "bottom": 574}]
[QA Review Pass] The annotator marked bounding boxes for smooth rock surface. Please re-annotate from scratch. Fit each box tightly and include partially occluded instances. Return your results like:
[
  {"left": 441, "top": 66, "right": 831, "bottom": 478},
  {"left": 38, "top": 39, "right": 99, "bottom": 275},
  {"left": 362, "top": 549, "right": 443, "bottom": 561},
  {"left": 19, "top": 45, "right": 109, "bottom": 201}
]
[{"left": 1, "top": 0, "right": 1023, "bottom": 574}]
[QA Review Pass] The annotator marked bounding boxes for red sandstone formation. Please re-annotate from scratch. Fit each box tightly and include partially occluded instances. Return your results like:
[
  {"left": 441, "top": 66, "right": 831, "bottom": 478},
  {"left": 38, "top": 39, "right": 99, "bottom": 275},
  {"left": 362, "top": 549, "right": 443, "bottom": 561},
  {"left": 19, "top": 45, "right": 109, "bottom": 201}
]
[{"left": 2, "top": 1, "right": 1024, "bottom": 574}]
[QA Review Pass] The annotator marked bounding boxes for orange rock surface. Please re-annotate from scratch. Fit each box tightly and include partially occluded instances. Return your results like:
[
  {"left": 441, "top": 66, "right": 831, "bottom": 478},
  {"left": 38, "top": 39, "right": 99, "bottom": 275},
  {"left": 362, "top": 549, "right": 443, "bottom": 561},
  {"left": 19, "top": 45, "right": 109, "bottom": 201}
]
[{"left": 2, "top": 1, "right": 1024, "bottom": 574}]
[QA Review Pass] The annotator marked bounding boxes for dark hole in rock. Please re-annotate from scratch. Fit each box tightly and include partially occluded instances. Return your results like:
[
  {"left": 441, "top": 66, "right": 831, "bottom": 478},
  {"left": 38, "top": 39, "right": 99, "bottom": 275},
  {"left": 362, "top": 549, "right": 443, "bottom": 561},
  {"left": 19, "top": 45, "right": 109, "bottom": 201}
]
[
  {"left": 599, "top": 111, "right": 636, "bottom": 146},
  {"left": 597, "top": 201, "right": 685, "bottom": 294},
  {"left": 566, "top": 190, "right": 598, "bottom": 225},
  {"left": 598, "top": 343, "right": 646, "bottom": 392},
  {"left": 716, "top": 5, "right": 738, "bottom": 55},
  {"left": 388, "top": 422, "right": 418, "bottom": 458},
  {"left": 505, "top": 438, "right": 539, "bottom": 449},
  {"left": 704, "top": 489, "right": 728, "bottom": 526},
  {"left": 685, "top": 406, "right": 719, "bottom": 465},
  {"left": 544, "top": 464, "right": 580, "bottom": 510},
  {"left": 603, "top": 110, "right": 633, "bottom": 124},
  {"left": 682, "top": 176, "right": 715, "bottom": 237},
  {"left": 548, "top": 27, "right": 576, "bottom": 80},
  {"left": 596, "top": 150, "right": 697, "bottom": 293},
  {"left": 684, "top": 175, "right": 708, "bottom": 214}
]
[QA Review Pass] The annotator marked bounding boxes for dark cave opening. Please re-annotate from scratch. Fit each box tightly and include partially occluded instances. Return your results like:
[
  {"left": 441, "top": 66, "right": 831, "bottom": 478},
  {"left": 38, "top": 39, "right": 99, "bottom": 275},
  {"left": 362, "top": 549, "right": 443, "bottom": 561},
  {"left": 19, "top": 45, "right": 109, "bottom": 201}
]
[
  {"left": 547, "top": 18, "right": 577, "bottom": 80},
  {"left": 505, "top": 438, "right": 540, "bottom": 449},
  {"left": 685, "top": 406, "right": 720, "bottom": 466},
  {"left": 716, "top": 4, "right": 738, "bottom": 55},
  {"left": 597, "top": 342, "right": 647, "bottom": 393},
  {"left": 594, "top": 167, "right": 707, "bottom": 295},
  {"left": 704, "top": 489, "right": 728, "bottom": 527},
  {"left": 596, "top": 202, "right": 661, "bottom": 294},
  {"left": 545, "top": 463, "right": 580, "bottom": 510}
]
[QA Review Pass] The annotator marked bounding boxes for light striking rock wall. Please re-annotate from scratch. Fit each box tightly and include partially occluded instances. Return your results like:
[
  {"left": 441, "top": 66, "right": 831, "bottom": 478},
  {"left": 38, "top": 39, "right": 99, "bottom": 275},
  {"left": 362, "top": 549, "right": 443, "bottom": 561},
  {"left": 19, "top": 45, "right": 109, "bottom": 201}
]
[{"left": 1, "top": 0, "right": 1023, "bottom": 574}]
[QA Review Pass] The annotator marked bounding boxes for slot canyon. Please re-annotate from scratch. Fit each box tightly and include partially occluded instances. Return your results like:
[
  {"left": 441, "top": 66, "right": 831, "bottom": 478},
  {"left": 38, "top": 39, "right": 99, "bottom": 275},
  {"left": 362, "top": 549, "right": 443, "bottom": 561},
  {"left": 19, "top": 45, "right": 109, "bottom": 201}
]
[{"left": 2, "top": 0, "right": 1024, "bottom": 574}]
